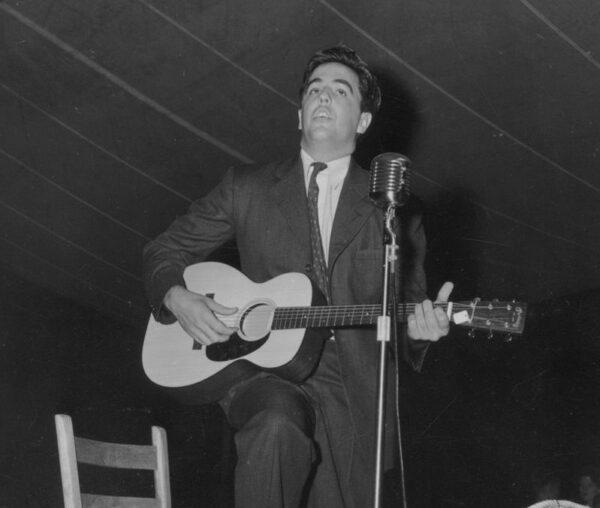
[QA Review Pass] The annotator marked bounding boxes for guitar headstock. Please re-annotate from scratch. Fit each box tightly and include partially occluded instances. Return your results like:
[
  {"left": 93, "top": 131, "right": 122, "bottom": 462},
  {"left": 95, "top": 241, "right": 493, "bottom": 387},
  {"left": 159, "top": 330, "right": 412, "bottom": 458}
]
[{"left": 450, "top": 299, "right": 527, "bottom": 337}]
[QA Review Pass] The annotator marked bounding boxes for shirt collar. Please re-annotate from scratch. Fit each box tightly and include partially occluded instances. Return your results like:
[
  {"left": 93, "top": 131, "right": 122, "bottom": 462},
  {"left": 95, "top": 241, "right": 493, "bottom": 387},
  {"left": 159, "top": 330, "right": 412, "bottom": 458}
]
[{"left": 300, "top": 149, "right": 351, "bottom": 189}]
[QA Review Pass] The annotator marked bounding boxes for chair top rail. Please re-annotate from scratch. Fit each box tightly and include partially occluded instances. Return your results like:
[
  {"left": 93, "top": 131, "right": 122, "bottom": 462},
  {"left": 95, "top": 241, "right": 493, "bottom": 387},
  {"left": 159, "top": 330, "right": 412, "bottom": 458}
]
[{"left": 75, "top": 436, "right": 157, "bottom": 470}]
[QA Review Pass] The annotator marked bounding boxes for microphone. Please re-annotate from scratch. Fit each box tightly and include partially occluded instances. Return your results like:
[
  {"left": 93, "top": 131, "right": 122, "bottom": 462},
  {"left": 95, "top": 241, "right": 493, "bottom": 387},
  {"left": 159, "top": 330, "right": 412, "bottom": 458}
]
[{"left": 369, "top": 152, "right": 411, "bottom": 208}]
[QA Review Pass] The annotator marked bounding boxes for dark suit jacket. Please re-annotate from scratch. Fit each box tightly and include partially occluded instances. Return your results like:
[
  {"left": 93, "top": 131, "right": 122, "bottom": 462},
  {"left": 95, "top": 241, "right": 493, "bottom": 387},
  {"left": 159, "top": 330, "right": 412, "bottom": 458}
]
[{"left": 143, "top": 155, "right": 429, "bottom": 505}]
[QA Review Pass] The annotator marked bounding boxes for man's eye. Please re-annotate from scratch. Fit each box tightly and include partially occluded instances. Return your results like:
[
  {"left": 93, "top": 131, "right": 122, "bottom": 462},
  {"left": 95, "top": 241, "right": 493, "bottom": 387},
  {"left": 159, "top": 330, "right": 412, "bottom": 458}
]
[
  {"left": 308, "top": 88, "right": 319, "bottom": 95},
  {"left": 337, "top": 89, "right": 347, "bottom": 96}
]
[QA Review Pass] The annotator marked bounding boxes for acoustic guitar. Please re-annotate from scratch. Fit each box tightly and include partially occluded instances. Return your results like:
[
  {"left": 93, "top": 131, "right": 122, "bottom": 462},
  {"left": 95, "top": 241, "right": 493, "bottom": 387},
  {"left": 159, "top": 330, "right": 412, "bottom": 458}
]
[{"left": 142, "top": 262, "right": 527, "bottom": 403}]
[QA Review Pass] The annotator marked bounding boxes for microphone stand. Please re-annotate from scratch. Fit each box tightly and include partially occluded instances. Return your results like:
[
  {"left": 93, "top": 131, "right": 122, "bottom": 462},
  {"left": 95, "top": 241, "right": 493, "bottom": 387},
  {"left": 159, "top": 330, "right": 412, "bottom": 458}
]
[{"left": 373, "top": 203, "right": 406, "bottom": 508}]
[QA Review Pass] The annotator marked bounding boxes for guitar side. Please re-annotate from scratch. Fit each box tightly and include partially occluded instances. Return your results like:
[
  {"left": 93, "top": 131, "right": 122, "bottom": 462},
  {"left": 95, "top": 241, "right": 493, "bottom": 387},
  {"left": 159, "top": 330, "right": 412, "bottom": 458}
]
[{"left": 142, "top": 263, "right": 327, "bottom": 403}]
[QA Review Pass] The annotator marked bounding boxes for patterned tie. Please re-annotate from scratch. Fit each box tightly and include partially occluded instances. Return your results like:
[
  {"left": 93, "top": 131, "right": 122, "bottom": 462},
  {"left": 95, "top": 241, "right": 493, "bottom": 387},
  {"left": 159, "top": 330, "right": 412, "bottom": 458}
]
[{"left": 307, "top": 162, "right": 331, "bottom": 303}]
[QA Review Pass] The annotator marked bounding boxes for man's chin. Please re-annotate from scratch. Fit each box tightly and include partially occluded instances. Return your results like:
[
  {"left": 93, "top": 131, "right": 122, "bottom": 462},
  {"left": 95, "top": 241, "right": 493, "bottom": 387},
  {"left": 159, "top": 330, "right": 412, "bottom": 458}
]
[{"left": 304, "top": 126, "right": 337, "bottom": 142}]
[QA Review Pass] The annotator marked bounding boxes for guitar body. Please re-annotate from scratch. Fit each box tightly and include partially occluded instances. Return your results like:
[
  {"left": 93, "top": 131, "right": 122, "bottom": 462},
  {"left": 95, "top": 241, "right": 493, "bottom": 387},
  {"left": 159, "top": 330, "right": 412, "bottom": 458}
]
[
  {"left": 143, "top": 262, "right": 527, "bottom": 404},
  {"left": 142, "top": 263, "right": 328, "bottom": 404}
]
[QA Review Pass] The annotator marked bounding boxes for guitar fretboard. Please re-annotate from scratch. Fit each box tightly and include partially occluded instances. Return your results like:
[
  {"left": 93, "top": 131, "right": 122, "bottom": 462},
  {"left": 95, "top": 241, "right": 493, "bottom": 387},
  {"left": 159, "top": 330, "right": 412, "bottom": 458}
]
[{"left": 271, "top": 303, "right": 449, "bottom": 329}]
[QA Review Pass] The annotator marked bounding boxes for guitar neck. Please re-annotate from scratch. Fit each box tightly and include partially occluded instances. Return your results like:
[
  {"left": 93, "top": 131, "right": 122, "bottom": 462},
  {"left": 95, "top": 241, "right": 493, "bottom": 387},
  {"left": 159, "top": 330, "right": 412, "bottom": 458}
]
[{"left": 271, "top": 302, "right": 447, "bottom": 330}]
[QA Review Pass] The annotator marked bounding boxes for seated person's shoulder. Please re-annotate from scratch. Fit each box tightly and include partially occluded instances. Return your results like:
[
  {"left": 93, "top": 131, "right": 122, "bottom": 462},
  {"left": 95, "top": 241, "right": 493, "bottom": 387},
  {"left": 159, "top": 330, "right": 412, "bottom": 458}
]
[{"left": 527, "top": 501, "right": 588, "bottom": 508}]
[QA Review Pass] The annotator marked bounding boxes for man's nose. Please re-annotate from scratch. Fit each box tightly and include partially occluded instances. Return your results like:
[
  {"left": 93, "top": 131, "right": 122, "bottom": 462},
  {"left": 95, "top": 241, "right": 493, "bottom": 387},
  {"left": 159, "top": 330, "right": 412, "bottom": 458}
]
[{"left": 318, "top": 89, "right": 332, "bottom": 103}]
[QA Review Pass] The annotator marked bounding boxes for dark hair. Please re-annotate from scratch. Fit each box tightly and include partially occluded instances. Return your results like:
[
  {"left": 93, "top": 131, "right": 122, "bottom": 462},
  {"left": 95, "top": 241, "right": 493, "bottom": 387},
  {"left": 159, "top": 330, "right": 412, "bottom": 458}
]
[
  {"left": 580, "top": 466, "right": 600, "bottom": 485},
  {"left": 299, "top": 45, "right": 382, "bottom": 115}
]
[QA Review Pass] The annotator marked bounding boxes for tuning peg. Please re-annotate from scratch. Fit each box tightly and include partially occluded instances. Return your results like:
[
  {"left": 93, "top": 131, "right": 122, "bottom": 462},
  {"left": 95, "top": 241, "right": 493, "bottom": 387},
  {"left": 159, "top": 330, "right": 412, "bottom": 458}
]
[
  {"left": 467, "top": 328, "right": 475, "bottom": 339},
  {"left": 487, "top": 330, "right": 494, "bottom": 340},
  {"left": 504, "top": 334, "right": 513, "bottom": 343}
]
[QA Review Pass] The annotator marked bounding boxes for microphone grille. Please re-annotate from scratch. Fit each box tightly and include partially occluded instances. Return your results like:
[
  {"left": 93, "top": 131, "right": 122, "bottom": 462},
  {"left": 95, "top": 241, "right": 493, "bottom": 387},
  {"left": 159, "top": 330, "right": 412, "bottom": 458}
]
[{"left": 369, "top": 152, "right": 411, "bottom": 207}]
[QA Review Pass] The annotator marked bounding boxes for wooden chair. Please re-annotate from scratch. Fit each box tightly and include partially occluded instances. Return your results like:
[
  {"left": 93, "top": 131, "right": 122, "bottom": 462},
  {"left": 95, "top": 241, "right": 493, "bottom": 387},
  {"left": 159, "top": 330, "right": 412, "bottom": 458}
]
[{"left": 54, "top": 414, "right": 171, "bottom": 507}]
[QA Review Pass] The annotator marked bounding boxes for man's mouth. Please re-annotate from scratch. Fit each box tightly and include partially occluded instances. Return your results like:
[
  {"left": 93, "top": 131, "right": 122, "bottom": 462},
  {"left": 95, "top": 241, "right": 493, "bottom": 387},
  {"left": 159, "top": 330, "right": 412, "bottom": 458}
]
[{"left": 313, "top": 109, "right": 332, "bottom": 120}]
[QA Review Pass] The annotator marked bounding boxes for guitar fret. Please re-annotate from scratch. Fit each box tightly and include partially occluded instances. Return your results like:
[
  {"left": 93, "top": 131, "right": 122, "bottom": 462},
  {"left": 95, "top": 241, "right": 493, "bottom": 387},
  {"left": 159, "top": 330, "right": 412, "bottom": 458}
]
[
  {"left": 283, "top": 310, "right": 290, "bottom": 329},
  {"left": 289, "top": 309, "right": 299, "bottom": 329}
]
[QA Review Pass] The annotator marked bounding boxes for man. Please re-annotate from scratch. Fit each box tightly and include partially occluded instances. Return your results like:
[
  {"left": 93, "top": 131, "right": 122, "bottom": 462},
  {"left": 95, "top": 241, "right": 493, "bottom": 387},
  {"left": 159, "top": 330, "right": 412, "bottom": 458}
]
[
  {"left": 579, "top": 468, "right": 600, "bottom": 507},
  {"left": 143, "top": 45, "right": 452, "bottom": 507}
]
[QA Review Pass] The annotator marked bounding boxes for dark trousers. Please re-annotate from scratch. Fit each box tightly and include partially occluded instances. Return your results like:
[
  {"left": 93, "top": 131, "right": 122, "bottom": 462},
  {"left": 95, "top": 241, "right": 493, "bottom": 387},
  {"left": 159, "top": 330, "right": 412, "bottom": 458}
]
[{"left": 220, "top": 341, "right": 356, "bottom": 508}]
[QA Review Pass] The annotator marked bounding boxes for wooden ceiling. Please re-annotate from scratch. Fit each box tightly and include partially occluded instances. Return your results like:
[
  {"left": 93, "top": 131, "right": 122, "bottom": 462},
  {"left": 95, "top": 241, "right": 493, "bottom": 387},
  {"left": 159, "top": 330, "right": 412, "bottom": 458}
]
[{"left": 1, "top": 0, "right": 598, "bottom": 325}]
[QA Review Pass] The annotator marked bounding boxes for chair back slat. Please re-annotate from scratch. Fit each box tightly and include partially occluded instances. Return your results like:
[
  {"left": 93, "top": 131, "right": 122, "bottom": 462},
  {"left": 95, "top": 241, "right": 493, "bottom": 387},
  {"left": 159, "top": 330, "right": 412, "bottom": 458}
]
[
  {"left": 74, "top": 437, "right": 157, "bottom": 470},
  {"left": 55, "top": 414, "right": 171, "bottom": 508},
  {"left": 81, "top": 493, "right": 159, "bottom": 507}
]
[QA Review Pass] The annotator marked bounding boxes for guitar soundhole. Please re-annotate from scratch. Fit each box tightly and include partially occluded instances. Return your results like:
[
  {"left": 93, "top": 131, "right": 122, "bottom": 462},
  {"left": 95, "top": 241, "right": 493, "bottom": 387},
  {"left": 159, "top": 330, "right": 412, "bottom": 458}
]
[{"left": 206, "top": 332, "right": 269, "bottom": 362}]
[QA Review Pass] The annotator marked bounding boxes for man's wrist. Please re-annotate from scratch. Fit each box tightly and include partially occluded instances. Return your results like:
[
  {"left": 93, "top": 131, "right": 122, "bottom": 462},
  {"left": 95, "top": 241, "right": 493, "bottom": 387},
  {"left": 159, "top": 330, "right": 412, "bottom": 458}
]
[{"left": 163, "top": 285, "right": 186, "bottom": 313}]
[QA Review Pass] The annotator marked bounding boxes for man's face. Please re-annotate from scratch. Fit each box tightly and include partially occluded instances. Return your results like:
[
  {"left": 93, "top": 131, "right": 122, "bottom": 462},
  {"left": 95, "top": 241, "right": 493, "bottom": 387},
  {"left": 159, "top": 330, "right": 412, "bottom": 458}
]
[
  {"left": 298, "top": 62, "right": 372, "bottom": 157},
  {"left": 579, "top": 475, "right": 600, "bottom": 504}
]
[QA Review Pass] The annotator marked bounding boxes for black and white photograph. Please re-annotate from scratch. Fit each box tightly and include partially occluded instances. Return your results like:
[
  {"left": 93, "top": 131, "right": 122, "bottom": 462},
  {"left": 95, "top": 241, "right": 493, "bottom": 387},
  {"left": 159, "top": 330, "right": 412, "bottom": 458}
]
[{"left": 1, "top": 1, "right": 599, "bottom": 506}]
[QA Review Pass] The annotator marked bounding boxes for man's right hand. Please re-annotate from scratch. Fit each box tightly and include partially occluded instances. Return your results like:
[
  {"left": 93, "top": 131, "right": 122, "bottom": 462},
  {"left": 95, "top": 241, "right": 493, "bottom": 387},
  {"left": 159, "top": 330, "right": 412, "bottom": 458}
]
[{"left": 163, "top": 285, "right": 238, "bottom": 345}]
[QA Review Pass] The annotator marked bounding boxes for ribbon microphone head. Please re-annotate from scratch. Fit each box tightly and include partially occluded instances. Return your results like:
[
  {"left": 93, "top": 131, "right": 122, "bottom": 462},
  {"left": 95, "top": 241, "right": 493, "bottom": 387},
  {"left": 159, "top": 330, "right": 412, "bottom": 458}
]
[{"left": 369, "top": 152, "right": 411, "bottom": 208}]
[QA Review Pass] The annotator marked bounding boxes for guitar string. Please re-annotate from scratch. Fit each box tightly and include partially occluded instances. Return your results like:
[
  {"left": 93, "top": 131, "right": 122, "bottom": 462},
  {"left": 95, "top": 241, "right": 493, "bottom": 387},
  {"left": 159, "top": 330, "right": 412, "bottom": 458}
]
[
  {"left": 215, "top": 303, "right": 522, "bottom": 328},
  {"left": 217, "top": 303, "right": 513, "bottom": 319},
  {"left": 217, "top": 316, "right": 520, "bottom": 329},
  {"left": 221, "top": 304, "right": 517, "bottom": 317}
]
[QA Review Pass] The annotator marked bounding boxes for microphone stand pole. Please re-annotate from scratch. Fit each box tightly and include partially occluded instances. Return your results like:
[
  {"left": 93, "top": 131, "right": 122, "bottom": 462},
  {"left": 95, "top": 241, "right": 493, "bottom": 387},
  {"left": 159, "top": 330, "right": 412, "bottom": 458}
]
[{"left": 373, "top": 203, "right": 404, "bottom": 508}]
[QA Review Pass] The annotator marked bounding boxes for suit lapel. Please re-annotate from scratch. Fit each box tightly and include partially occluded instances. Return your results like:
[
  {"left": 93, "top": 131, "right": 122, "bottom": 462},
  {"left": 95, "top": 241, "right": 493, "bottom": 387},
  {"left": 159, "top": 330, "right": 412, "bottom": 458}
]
[
  {"left": 268, "top": 156, "right": 375, "bottom": 267},
  {"left": 269, "top": 157, "right": 311, "bottom": 254},
  {"left": 328, "top": 159, "right": 375, "bottom": 266}
]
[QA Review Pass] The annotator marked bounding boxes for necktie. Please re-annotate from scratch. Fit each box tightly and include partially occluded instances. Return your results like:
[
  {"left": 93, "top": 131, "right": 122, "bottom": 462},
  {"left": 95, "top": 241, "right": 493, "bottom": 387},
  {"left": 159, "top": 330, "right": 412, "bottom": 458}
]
[{"left": 307, "top": 162, "right": 331, "bottom": 303}]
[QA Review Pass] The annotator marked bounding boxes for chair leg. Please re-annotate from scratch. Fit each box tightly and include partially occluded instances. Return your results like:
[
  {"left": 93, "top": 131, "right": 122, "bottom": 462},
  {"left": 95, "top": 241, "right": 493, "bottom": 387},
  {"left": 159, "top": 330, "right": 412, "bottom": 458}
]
[{"left": 152, "top": 426, "right": 172, "bottom": 508}]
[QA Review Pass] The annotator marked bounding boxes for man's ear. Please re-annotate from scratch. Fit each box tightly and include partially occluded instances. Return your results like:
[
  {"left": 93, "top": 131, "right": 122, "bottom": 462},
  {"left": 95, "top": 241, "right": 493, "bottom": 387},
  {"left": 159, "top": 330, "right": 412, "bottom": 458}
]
[
  {"left": 298, "top": 109, "right": 303, "bottom": 130},
  {"left": 356, "top": 112, "right": 372, "bottom": 134}
]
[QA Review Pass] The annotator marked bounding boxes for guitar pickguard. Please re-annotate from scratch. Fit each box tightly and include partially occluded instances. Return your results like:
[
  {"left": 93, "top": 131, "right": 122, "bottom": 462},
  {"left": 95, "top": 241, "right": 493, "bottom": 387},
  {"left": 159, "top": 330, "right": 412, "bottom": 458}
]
[{"left": 206, "top": 332, "right": 269, "bottom": 362}]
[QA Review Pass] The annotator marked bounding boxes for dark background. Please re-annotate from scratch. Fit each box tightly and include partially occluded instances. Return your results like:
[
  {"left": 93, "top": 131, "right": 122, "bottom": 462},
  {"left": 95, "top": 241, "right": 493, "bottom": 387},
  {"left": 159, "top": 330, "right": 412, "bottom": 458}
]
[
  {"left": 1, "top": 1, "right": 599, "bottom": 506},
  {"left": 3, "top": 253, "right": 600, "bottom": 507}
]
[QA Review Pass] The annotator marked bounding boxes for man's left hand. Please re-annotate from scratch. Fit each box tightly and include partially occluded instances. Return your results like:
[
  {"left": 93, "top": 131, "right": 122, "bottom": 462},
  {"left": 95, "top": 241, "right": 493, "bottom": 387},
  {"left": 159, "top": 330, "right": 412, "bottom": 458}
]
[{"left": 407, "top": 282, "right": 454, "bottom": 342}]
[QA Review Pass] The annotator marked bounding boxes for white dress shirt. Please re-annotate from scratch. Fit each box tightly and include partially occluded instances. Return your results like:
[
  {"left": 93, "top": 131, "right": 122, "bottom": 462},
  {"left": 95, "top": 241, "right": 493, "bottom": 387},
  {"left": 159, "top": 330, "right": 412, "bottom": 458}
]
[{"left": 300, "top": 149, "right": 350, "bottom": 264}]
